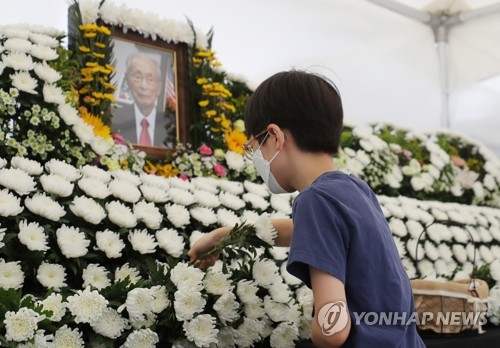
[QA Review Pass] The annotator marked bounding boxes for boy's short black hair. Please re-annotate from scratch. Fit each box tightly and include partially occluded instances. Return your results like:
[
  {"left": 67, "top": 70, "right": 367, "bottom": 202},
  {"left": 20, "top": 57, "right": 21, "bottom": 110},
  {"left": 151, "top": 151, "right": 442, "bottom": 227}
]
[{"left": 245, "top": 70, "right": 343, "bottom": 155}]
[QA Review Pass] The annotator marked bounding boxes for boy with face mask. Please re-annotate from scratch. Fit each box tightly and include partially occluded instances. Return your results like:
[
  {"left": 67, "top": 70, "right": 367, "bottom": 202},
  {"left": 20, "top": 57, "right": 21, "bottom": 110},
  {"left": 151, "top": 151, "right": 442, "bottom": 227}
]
[{"left": 189, "top": 70, "right": 425, "bottom": 347}]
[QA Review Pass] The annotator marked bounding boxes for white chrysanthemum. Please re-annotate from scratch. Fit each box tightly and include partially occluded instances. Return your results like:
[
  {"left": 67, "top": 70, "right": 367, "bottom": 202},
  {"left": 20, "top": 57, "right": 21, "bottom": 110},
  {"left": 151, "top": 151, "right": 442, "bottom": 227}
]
[
  {"left": 39, "top": 293, "right": 66, "bottom": 322},
  {"left": 402, "top": 258, "right": 416, "bottom": 279},
  {"left": 389, "top": 218, "right": 407, "bottom": 237},
  {"left": 134, "top": 201, "right": 162, "bottom": 229},
  {"left": 169, "top": 187, "right": 196, "bottom": 206},
  {"left": 270, "top": 194, "right": 292, "bottom": 215},
  {"left": 42, "top": 84, "right": 65, "bottom": 105},
  {"left": 25, "top": 193, "right": 66, "bottom": 221},
  {"left": 45, "top": 159, "right": 81, "bottom": 181},
  {"left": 225, "top": 151, "right": 245, "bottom": 170},
  {"left": 243, "top": 192, "right": 270, "bottom": 211},
  {"left": 128, "top": 229, "right": 158, "bottom": 254},
  {"left": 170, "top": 262, "right": 205, "bottom": 290},
  {"left": 0, "top": 168, "right": 36, "bottom": 195},
  {"left": 91, "top": 136, "right": 113, "bottom": 156},
  {"left": 10, "top": 71, "right": 38, "bottom": 94},
  {"left": 82, "top": 264, "right": 111, "bottom": 290},
  {"left": 0, "top": 189, "right": 24, "bottom": 217},
  {"left": 18, "top": 220, "right": 48, "bottom": 251},
  {"left": 129, "top": 311, "right": 156, "bottom": 330},
  {"left": 108, "top": 179, "right": 141, "bottom": 203},
  {"left": 183, "top": 314, "right": 219, "bottom": 347},
  {"left": 264, "top": 296, "right": 290, "bottom": 322},
  {"left": 78, "top": 177, "right": 111, "bottom": 199},
  {"left": 189, "top": 230, "right": 206, "bottom": 248},
  {"left": 214, "top": 327, "right": 236, "bottom": 348},
  {"left": 190, "top": 206, "right": 218, "bottom": 226},
  {"left": 0, "top": 226, "right": 4, "bottom": 249},
  {"left": 3, "top": 52, "right": 34, "bottom": 70},
  {"left": 269, "top": 246, "right": 289, "bottom": 261},
  {"left": 36, "top": 262, "right": 66, "bottom": 290},
  {"left": 269, "top": 281, "right": 293, "bottom": 304},
  {"left": 0, "top": 260, "right": 24, "bottom": 290},
  {"left": 452, "top": 244, "right": 468, "bottom": 264},
  {"left": 270, "top": 322, "right": 299, "bottom": 348},
  {"left": 165, "top": 203, "right": 190, "bottom": 228},
  {"left": 40, "top": 174, "right": 74, "bottom": 197},
  {"left": 218, "top": 179, "right": 244, "bottom": 195},
  {"left": 66, "top": 287, "right": 108, "bottom": 324},
  {"left": 155, "top": 228, "right": 185, "bottom": 258},
  {"left": 406, "top": 239, "right": 425, "bottom": 261},
  {"left": 69, "top": 196, "right": 106, "bottom": 225},
  {"left": 253, "top": 259, "right": 280, "bottom": 288},
  {"left": 417, "top": 259, "right": 435, "bottom": 278},
  {"left": 0, "top": 26, "right": 31, "bottom": 39},
  {"left": 150, "top": 285, "right": 170, "bottom": 314},
  {"left": 56, "top": 224, "right": 88, "bottom": 258},
  {"left": 30, "top": 44, "right": 57, "bottom": 60},
  {"left": 193, "top": 189, "right": 220, "bottom": 208},
  {"left": 53, "top": 325, "right": 84, "bottom": 348},
  {"left": 406, "top": 220, "right": 424, "bottom": 239},
  {"left": 392, "top": 237, "right": 406, "bottom": 258},
  {"left": 213, "top": 292, "right": 239, "bottom": 324},
  {"left": 174, "top": 289, "right": 207, "bottom": 321},
  {"left": 140, "top": 184, "right": 169, "bottom": 203},
  {"left": 236, "top": 280, "right": 260, "bottom": 304},
  {"left": 95, "top": 230, "right": 125, "bottom": 258},
  {"left": 437, "top": 244, "right": 453, "bottom": 262},
  {"left": 106, "top": 201, "right": 137, "bottom": 228},
  {"left": 3, "top": 37, "right": 32, "bottom": 52},
  {"left": 424, "top": 241, "right": 439, "bottom": 261},
  {"left": 90, "top": 307, "right": 128, "bottom": 339},
  {"left": 192, "top": 177, "right": 219, "bottom": 194},
  {"left": 10, "top": 156, "right": 43, "bottom": 175},
  {"left": 79, "top": 0, "right": 100, "bottom": 24},
  {"left": 216, "top": 208, "right": 241, "bottom": 227},
  {"left": 112, "top": 169, "right": 142, "bottom": 186},
  {"left": 3, "top": 308, "right": 42, "bottom": 342},
  {"left": 254, "top": 214, "right": 278, "bottom": 245},
  {"left": 57, "top": 103, "right": 80, "bottom": 126},
  {"left": 115, "top": 263, "right": 142, "bottom": 285},
  {"left": 245, "top": 300, "right": 266, "bottom": 319},
  {"left": 204, "top": 271, "right": 233, "bottom": 295},
  {"left": 168, "top": 176, "right": 192, "bottom": 190},
  {"left": 244, "top": 181, "right": 270, "bottom": 197},
  {"left": 219, "top": 191, "right": 246, "bottom": 210},
  {"left": 234, "top": 317, "right": 265, "bottom": 347},
  {"left": 72, "top": 119, "right": 94, "bottom": 144},
  {"left": 34, "top": 61, "right": 61, "bottom": 83},
  {"left": 80, "top": 164, "right": 111, "bottom": 183},
  {"left": 121, "top": 287, "right": 154, "bottom": 319},
  {"left": 0, "top": 157, "right": 6, "bottom": 169},
  {"left": 140, "top": 172, "right": 169, "bottom": 190},
  {"left": 122, "top": 329, "right": 159, "bottom": 348},
  {"left": 281, "top": 262, "right": 302, "bottom": 286}
]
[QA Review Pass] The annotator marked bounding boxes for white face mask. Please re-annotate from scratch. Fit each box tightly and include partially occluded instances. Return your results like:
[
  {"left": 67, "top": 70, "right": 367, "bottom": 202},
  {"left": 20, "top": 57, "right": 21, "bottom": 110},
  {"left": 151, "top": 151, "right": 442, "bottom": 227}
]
[{"left": 252, "top": 132, "right": 287, "bottom": 194}]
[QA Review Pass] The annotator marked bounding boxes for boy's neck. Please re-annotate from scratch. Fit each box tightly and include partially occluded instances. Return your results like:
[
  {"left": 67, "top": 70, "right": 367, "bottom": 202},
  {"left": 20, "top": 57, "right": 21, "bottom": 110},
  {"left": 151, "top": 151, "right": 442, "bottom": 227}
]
[{"left": 290, "top": 151, "right": 336, "bottom": 192}]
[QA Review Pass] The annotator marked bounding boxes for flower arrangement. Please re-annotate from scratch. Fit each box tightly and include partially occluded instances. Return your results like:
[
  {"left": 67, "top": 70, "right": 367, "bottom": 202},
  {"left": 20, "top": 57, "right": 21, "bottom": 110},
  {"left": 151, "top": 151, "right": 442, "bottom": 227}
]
[{"left": 335, "top": 122, "right": 500, "bottom": 208}]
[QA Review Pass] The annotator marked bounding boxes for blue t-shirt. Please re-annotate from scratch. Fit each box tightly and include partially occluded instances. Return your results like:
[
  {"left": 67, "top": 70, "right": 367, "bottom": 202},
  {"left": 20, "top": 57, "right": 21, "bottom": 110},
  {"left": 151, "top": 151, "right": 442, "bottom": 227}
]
[{"left": 287, "top": 171, "right": 425, "bottom": 347}]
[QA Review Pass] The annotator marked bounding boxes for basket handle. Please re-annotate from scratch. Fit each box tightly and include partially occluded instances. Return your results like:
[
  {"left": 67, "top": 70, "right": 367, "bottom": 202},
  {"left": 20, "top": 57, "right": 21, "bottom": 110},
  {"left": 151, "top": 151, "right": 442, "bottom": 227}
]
[{"left": 414, "top": 219, "right": 477, "bottom": 290}]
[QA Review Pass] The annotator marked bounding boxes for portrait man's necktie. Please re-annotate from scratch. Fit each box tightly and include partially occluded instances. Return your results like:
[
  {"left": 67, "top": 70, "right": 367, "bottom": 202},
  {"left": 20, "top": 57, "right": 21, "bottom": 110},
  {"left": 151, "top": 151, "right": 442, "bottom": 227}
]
[{"left": 139, "top": 118, "right": 152, "bottom": 146}]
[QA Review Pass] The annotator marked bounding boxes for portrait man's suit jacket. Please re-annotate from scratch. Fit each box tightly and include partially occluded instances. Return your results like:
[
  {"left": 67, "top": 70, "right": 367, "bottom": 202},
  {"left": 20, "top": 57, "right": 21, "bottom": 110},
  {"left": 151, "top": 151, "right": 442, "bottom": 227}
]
[{"left": 112, "top": 103, "right": 175, "bottom": 147}]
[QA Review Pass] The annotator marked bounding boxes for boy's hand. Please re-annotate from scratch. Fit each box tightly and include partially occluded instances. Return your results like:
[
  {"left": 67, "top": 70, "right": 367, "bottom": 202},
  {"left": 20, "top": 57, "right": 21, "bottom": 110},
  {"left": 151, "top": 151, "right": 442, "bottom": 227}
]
[{"left": 188, "top": 227, "right": 230, "bottom": 268}]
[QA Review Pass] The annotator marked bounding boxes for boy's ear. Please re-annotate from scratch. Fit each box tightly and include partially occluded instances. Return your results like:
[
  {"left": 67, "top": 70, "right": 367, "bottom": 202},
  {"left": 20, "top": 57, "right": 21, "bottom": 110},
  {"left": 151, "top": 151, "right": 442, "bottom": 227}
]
[{"left": 267, "top": 123, "right": 284, "bottom": 149}]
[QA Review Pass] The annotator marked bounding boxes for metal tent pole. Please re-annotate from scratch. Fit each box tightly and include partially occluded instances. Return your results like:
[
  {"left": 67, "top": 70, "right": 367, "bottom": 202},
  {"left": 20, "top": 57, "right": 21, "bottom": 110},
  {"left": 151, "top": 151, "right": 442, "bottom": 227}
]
[{"left": 435, "top": 22, "right": 450, "bottom": 128}]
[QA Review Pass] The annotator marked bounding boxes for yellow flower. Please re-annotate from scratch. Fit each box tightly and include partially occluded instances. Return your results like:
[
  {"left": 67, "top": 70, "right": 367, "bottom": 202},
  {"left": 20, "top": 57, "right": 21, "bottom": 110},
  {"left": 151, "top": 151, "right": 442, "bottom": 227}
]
[
  {"left": 198, "top": 100, "right": 209, "bottom": 107},
  {"left": 80, "top": 110, "right": 112, "bottom": 139},
  {"left": 97, "top": 26, "right": 111, "bottom": 36},
  {"left": 79, "top": 23, "right": 99, "bottom": 31},
  {"left": 205, "top": 110, "right": 217, "bottom": 118},
  {"left": 79, "top": 45, "right": 90, "bottom": 53},
  {"left": 144, "top": 161, "right": 180, "bottom": 178},
  {"left": 197, "top": 78, "right": 208, "bottom": 85},
  {"left": 92, "top": 52, "right": 105, "bottom": 59},
  {"left": 101, "top": 157, "right": 120, "bottom": 171},
  {"left": 218, "top": 101, "right": 236, "bottom": 113},
  {"left": 81, "top": 76, "right": 94, "bottom": 82},
  {"left": 225, "top": 129, "right": 247, "bottom": 155},
  {"left": 195, "top": 50, "right": 214, "bottom": 58},
  {"left": 105, "top": 64, "right": 116, "bottom": 72},
  {"left": 220, "top": 114, "right": 231, "bottom": 131},
  {"left": 84, "top": 32, "right": 97, "bottom": 39},
  {"left": 95, "top": 42, "right": 106, "bottom": 49},
  {"left": 85, "top": 62, "right": 98, "bottom": 68}
]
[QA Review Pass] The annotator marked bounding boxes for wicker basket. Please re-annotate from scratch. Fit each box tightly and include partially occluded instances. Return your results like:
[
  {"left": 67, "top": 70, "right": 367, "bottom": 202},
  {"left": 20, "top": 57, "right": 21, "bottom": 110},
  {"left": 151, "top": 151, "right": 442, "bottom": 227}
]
[{"left": 410, "top": 219, "right": 489, "bottom": 335}]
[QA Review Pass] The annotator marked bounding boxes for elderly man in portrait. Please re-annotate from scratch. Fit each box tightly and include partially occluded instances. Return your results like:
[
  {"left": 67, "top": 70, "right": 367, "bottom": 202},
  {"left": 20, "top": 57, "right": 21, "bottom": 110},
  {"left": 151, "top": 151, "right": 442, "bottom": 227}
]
[{"left": 112, "top": 53, "right": 176, "bottom": 147}]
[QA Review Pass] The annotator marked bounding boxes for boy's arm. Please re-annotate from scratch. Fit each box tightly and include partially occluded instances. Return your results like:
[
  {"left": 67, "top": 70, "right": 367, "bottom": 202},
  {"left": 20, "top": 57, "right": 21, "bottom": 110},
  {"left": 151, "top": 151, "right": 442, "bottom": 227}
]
[
  {"left": 188, "top": 218, "right": 293, "bottom": 268},
  {"left": 310, "top": 266, "right": 351, "bottom": 348}
]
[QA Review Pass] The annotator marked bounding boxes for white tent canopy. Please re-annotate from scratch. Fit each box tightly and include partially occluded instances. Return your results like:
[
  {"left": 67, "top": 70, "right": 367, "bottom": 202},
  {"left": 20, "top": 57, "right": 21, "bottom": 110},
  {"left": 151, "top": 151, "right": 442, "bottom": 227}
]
[{"left": 1, "top": 0, "right": 500, "bottom": 155}]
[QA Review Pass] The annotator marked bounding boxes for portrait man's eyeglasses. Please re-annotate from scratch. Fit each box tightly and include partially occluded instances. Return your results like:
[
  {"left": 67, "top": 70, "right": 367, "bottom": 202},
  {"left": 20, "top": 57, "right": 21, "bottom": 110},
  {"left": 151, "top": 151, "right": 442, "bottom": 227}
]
[{"left": 128, "top": 73, "right": 159, "bottom": 85}]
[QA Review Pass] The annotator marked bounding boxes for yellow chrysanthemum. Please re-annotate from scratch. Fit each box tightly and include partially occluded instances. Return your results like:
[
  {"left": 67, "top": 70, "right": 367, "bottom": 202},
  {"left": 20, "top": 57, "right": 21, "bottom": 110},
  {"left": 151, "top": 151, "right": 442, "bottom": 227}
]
[
  {"left": 92, "top": 52, "right": 105, "bottom": 59},
  {"left": 80, "top": 110, "right": 112, "bottom": 139},
  {"left": 197, "top": 78, "right": 208, "bottom": 85},
  {"left": 79, "top": 45, "right": 90, "bottom": 53},
  {"left": 84, "top": 32, "right": 97, "bottom": 39},
  {"left": 198, "top": 100, "right": 209, "bottom": 107},
  {"left": 95, "top": 42, "right": 106, "bottom": 49},
  {"left": 225, "top": 129, "right": 247, "bottom": 155},
  {"left": 144, "top": 161, "right": 180, "bottom": 178},
  {"left": 205, "top": 110, "right": 217, "bottom": 118}
]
